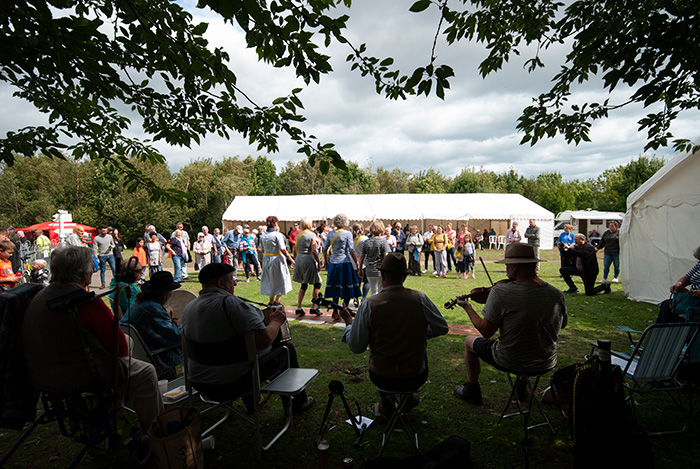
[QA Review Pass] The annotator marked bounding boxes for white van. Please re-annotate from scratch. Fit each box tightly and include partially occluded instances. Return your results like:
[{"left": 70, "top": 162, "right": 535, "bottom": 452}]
[{"left": 553, "top": 210, "right": 623, "bottom": 246}]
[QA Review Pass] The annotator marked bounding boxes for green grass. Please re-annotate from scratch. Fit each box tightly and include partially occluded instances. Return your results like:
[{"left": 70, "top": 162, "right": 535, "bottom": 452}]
[{"left": 2, "top": 249, "right": 698, "bottom": 468}]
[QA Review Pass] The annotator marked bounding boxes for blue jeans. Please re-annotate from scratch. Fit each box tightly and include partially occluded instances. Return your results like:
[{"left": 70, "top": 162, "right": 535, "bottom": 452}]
[
  {"left": 172, "top": 255, "right": 185, "bottom": 282},
  {"left": 242, "top": 254, "right": 260, "bottom": 279},
  {"left": 446, "top": 246, "right": 457, "bottom": 271},
  {"left": 98, "top": 254, "right": 116, "bottom": 286},
  {"left": 603, "top": 252, "right": 620, "bottom": 279}
]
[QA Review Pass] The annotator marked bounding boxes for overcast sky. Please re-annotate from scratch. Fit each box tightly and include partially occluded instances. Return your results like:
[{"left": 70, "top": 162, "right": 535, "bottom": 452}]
[{"left": 2, "top": 2, "right": 697, "bottom": 182}]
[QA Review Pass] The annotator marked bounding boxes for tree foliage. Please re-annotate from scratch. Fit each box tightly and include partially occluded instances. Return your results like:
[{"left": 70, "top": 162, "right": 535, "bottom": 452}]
[
  {"left": 373, "top": 0, "right": 700, "bottom": 154},
  {"left": 0, "top": 153, "right": 665, "bottom": 238},
  {"left": 1, "top": 0, "right": 693, "bottom": 196},
  {"left": 0, "top": 0, "right": 348, "bottom": 199}
]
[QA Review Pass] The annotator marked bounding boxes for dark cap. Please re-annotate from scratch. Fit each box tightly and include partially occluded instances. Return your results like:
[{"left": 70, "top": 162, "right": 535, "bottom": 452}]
[
  {"left": 199, "top": 262, "right": 236, "bottom": 284},
  {"left": 378, "top": 253, "right": 410, "bottom": 275},
  {"left": 141, "top": 271, "right": 180, "bottom": 294}
]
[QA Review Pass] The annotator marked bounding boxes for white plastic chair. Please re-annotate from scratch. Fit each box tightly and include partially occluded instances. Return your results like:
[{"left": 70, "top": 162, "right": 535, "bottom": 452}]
[
  {"left": 488, "top": 235, "right": 497, "bottom": 249},
  {"left": 497, "top": 236, "right": 506, "bottom": 249}
]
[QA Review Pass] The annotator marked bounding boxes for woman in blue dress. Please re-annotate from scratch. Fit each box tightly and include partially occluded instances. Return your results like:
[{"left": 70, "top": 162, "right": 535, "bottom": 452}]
[{"left": 323, "top": 213, "right": 361, "bottom": 319}]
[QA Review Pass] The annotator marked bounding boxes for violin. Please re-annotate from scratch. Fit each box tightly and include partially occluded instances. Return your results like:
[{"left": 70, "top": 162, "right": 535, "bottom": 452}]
[
  {"left": 444, "top": 279, "right": 514, "bottom": 309},
  {"left": 444, "top": 286, "right": 493, "bottom": 309}
]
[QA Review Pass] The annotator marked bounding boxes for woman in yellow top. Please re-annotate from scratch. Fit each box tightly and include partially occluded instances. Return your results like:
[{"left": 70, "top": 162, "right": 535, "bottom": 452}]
[{"left": 432, "top": 225, "right": 448, "bottom": 278}]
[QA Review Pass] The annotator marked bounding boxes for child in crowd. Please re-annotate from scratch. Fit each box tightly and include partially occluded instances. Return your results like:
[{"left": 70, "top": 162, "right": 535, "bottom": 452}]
[
  {"left": 30, "top": 259, "right": 50, "bottom": 286},
  {"left": 455, "top": 244, "right": 466, "bottom": 278},
  {"left": 132, "top": 237, "right": 148, "bottom": 283},
  {"left": 0, "top": 240, "right": 22, "bottom": 289}
]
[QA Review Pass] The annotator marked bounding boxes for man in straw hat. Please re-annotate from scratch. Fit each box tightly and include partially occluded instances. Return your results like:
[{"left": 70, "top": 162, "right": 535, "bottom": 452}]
[
  {"left": 339, "top": 253, "right": 448, "bottom": 419},
  {"left": 453, "top": 244, "right": 567, "bottom": 405}
]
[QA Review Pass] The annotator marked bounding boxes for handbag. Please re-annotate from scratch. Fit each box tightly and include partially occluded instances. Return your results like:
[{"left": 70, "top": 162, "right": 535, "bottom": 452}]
[
  {"left": 186, "top": 250, "right": 193, "bottom": 263},
  {"left": 670, "top": 291, "right": 700, "bottom": 318},
  {"left": 149, "top": 407, "right": 203, "bottom": 468}
]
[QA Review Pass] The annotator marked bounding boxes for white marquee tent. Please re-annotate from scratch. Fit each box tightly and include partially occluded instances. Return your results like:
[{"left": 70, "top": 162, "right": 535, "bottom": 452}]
[
  {"left": 222, "top": 193, "right": 555, "bottom": 248},
  {"left": 621, "top": 142, "right": 700, "bottom": 304}
]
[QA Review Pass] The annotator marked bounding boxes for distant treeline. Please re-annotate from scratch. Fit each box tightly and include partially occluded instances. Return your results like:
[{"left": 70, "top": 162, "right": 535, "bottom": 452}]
[{"left": 0, "top": 154, "right": 664, "bottom": 246}]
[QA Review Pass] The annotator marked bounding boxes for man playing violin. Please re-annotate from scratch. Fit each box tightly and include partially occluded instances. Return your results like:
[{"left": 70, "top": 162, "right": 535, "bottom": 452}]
[
  {"left": 339, "top": 253, "right": 449, "bottom": 419},
  {"left": 453, "top": 244, "right": 567, "bottom": 405}
]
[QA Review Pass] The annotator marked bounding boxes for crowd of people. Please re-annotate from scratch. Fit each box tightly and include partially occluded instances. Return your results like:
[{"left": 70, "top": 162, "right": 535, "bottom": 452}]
[{"left": 6, "top": 212, "right": 700, "bottom": 463}]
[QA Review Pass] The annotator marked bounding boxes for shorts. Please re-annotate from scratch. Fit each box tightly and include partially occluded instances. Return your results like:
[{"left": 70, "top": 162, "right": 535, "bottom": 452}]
[{"left": 472, "top": 338, "right": 511, "bottom": 373}]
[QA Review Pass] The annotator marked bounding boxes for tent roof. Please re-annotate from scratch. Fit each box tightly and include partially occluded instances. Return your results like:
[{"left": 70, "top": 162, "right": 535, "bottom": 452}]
[
  {"left": 559, "top": 210, "right": 624, "bottom": 220},
  {"left": 16, "top": 222, "right": 96, "bottom": 233},
  {"left": 222, "top": 193, "right": 553, "bottom": 223}
]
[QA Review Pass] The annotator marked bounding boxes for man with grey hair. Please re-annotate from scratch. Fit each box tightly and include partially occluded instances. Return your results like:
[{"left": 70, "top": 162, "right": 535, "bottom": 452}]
[
  {"left": 65, "top": 226, "right": 84, "bottom": 247},
  {"left": 223, "top": 225, "right": 242, "bottom": 267},
  {"left": 22, "top": 246, "right": 163, "bottom": 432},
  {"left": 453, "top": 244, "right": 567, "bottom": 405},
  {"left": 560, "top": 234, "right": 611, "bottom": 295}
]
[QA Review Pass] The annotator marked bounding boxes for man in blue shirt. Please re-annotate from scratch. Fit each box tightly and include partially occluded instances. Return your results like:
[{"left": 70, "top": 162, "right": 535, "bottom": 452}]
[{"left": 222, "top": 225, "right": 242, "bottom": 267}]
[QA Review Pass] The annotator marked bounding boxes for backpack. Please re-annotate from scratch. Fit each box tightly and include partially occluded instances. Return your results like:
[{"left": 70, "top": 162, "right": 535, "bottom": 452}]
[{"left": 570, "top": 354, "right": 653, "bottom": 468}]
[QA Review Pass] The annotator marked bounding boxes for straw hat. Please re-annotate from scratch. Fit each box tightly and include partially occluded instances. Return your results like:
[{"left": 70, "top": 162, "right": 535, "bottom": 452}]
[{"left": 494, "top": 244, "right": 545, "bottom": 264}]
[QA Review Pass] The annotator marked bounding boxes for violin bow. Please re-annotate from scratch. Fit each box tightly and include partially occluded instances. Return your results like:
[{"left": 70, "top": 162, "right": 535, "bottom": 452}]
[{"left": 479, "top": 256, "right": 494, "bottom": 286}]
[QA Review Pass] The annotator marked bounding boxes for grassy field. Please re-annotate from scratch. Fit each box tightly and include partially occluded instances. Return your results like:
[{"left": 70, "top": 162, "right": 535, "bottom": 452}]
[{"left": 1, "top": 248, "right": 698, "bottom": 468}]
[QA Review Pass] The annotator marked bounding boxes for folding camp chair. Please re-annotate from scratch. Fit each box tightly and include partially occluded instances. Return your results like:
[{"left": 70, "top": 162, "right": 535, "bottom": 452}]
[
  {"left": 120, "top": 323, "right": 181, "bottom": 381},
  {"left": 182, "top": 331, "right": 318, "bottom": 456},
  {"left": 606, "top": 322, "right": 699, "bottom": 435},
  {"left": 2, "top": 287, "right": 150, "bottom": 468}
]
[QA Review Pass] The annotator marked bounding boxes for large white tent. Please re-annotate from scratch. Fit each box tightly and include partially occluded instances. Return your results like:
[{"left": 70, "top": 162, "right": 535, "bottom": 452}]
[
  {"left": 621, "top": 142, "right": 700, "bottom": 304},
  {"left": 222, "top": 193, "right": 555, "bottom": 249}
]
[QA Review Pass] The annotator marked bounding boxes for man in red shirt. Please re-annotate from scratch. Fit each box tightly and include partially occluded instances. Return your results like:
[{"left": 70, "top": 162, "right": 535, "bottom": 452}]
[{"left": 289, "top": 222, "right": 302, "bottom": 254}]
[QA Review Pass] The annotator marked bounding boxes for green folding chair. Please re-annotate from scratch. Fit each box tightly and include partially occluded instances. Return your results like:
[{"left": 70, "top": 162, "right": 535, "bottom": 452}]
[{"left": 609, "top": 322, "right": 699, "bottom": 435}]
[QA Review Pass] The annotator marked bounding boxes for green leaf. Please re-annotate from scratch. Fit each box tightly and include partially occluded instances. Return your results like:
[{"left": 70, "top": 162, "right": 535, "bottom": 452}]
[{"left": 409, "top": 0, "right": 431, "bottom": 13}]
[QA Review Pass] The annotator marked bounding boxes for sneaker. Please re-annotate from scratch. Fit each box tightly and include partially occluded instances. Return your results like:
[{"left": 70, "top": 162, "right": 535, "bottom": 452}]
[
  {"left": 292, "top": 396, "right": 316, "bottom": 415},
  {"left": 598, "top": 279, "right": 607, "bottom": 284},
  {"left": 246, "top": 278, "right": 250, "bottom": 283},
  {"left": 257, "top": 276, "right": 261, "bottom": 281},
  {"left": 442, "top": 274, "right": 447, "bottom": 278},
  {"left": 564, "top": 288, "right": 579, "bottom": 293},
  {"left": 295, "top": 307, "right": 305, "bottom": 316},
  {"left": 453, "top": 382, "right": 483, "bottom": 405},
  {"left": 604, "top": 284, "right": 612, "bottom": 294},
  {"left": 309, "top": 308, "right": 322, "bottom": 317},
  {"left": 422, "top": 270, "right": 427, "bottom": 274},
  {"left": 471, "top": 273, "right": 476, "bottom": 279},
  {"left": 612, "top": 278, "right": 619, "bottom": 283}
]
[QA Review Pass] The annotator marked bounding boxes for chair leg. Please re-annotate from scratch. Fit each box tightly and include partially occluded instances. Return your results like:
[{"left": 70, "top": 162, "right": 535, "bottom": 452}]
[
  {"left": 498, "top": 374, "right": 553, "bottom": 469},
  {"left": 378, "top": 392, "right": 420, "bottom": 458}
]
